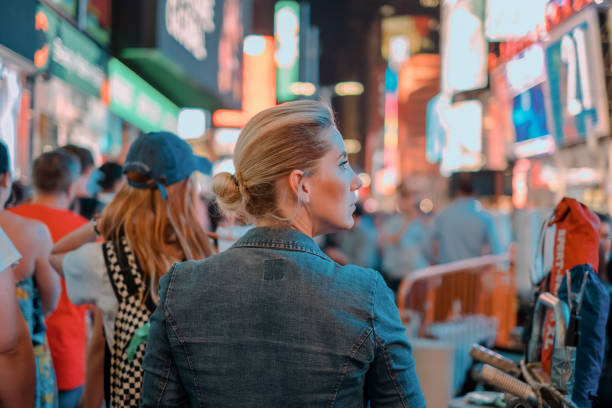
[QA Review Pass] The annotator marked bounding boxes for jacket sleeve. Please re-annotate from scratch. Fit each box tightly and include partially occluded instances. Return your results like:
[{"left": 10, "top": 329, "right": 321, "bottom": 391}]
[
  {"left": 365, "top": 274, "right": 426, "bottom": 408},
  {"left": 141, "top": 265, "right": 189, "bottom": 407}
]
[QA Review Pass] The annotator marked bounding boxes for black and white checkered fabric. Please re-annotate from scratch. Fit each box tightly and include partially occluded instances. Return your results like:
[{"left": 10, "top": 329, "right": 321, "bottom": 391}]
[{"left": 102, "top": 237, "right": 155, "bottom": 408}]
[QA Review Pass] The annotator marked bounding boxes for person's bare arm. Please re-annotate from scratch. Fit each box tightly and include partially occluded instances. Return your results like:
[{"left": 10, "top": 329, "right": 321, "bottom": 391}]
[
  {"left": 51, "top": 221, "right": 98, "bottom": 278},
  {"left": 0, "top": 266, "right": 35, "bottom": 408},
  {"left": 33, "top": 223, "right": 61, "bottom": 317},
  {"left": 80, "top": 307, "right": 105, "bottom": 408},
  {"left": 52, "top": 221, "right": 98, "bottom": 255}
]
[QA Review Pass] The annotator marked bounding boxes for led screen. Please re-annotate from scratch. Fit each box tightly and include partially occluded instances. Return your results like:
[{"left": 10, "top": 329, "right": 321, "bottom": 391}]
[
  {"left": 491, "top": 45, "right": 555, "bottom": 158},
  {"left": 512, "top": 84, "right": 549, "bottom": 143},
  {"left": 486, "top": 0, "right": 546, "bottom": 41},
  {"left": 544, "top": 6, "right": 609, "bottom": 146},
  {"left": 441, "top": 0, "right": 487, "bottom": 93}
]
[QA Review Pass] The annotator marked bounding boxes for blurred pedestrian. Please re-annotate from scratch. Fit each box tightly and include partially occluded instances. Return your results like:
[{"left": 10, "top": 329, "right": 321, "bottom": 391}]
[
  {"left": 379, "top": 185, "right": 430, "bottom": 291},
  {"left": 596, "top": 213, "right": 612, "bottom": 281},
  {"left": 0, "top": 141, "right": 60, "bottom": 407},
  {"left": 5, "top": 179, "right": 33, "bottom": 208},
  {"left": 141, "top": 101, "right": 425, "bottom": 407},
  {"left": 95, "top": 161, "right": 124, "bottom": 211},
  {"left": 61, "top": 144, "right": 98, "bottom": 220},
  {"left": 595, "top": 212, "right": 612, "bottom": 407},
  {"left": 0, "top": 225, "right": 36, "bottom": 408},
  {"left": 319, "top": 203, "right": 379, "bottom": 267},
  {"left": 51, "top": 131, "right": 214, "bottom": 407},
  {"left": 341, "top": 202, "right": 380, "bottom": 269},
  {"left": 431, "top": 175, "right": 501, "bottom": 264},
  {"left": 9, "top": 149, "right": 89, "bottom": 408}
]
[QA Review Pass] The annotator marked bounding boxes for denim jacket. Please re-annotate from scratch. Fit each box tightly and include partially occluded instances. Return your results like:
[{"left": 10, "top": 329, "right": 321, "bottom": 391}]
[{"left": 141, "top": 227, "right": 425, "bottom": 407}]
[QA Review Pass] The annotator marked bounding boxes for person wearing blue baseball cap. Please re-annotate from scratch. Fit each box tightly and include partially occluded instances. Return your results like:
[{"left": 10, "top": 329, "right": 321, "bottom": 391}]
[{"left": 49, "top": 131, "right": 215, "bottom": 407}]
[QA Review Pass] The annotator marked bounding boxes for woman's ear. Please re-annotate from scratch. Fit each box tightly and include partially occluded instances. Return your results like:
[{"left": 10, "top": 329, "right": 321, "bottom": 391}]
[
  {"left": 288, "top": 169, "right": 312, "bottom": 204},
  {"left": 300, "top": 170, "right": 312, "bottom": 204},
  {"left": 288, "top": 169, "right": 305, "bottom": 197}
]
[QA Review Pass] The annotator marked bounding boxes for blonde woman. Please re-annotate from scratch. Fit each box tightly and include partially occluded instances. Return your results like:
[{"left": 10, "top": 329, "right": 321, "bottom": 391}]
[
  {"left": 50, "top": 132, "right": 214, "bottom": 407},
  {"left": 141, "top": 101, "right": 425, "bottom": 407}
]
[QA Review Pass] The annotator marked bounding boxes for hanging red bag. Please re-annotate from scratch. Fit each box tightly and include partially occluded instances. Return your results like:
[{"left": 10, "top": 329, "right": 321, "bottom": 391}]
[{"left": 533, "top": 197, "right": 600, "bottom": 374}]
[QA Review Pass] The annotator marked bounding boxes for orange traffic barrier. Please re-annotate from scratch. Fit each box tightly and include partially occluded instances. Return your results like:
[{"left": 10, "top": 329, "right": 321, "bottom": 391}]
[{"left": 397, "top": 254, "right": 517, "bottom": 348}]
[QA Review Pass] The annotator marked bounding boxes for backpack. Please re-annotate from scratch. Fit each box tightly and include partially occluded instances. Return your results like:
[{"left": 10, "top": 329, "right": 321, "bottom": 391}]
[
  {"left": 530, "top": 197, "right": 600, "bottom": 374},
  {"left": 102, "top": 237, "right": 156, "bottom": 407}
]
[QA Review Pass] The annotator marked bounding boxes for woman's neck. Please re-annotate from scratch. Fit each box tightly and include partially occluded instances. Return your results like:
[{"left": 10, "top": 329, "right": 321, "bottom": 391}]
[{"left": 257, "top": 216, "right": 314, "bottom": 238}]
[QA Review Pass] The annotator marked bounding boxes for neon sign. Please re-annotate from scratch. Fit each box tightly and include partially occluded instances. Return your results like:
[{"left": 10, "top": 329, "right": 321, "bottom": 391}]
[
  {"left": 34, "top": 4, "right": 108, "bottom": 98},
  {"left": 381, "top": 67, "right": 399, "bottom": 193},
  {"left": 212, "top": 36, "right": 276, "bottom": 128},
  {"left": 274, "top": 1, "right": 300, "bottom": 102}
]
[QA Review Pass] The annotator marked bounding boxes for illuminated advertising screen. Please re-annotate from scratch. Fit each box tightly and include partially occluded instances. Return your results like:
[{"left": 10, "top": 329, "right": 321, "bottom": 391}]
[
  {"left": 486, "top": 0, "right": 546, "bottom": 41},
  {"left": 156, "top": 0, "right": 251, "bottom": 109},
  {"left": 544, "top": 6, "right": 609, "bottom": 146},
  {"left": 492, "top": 45, "right": 555, "bottom": 158},
  {"left": 512, "top": 84, "right": 549, "bottom": 143},
  {"left": 425, "top": 94, "right": 449, "bottom": 164},
  {"left": 441, "top": 0, "right": 487, "bottom": 93},
  {"left": 545, "top": 0, "right": 595, "bottom": 32},
  {"left": 440, "top": 100, "right": 483, "bottom": 175}
]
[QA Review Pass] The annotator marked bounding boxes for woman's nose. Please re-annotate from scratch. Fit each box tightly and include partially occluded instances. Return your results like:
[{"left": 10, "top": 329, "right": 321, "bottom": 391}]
[{"left": 350, "top": 169, "right": 362, "bottom": 191}]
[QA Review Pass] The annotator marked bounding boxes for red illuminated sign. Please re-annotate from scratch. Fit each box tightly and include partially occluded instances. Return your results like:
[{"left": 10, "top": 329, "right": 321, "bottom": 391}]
[
  {"left": 212, "top": 36, "right": 276, "bottom": 129},
  {"left": 496, "top": 0, "right": 595, "bottom": 66}
]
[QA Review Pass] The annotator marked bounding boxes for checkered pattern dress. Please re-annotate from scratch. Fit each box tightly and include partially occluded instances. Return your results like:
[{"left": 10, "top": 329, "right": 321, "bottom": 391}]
[{"left": 102, "top": 237, "right": 155, "bottom": 407}]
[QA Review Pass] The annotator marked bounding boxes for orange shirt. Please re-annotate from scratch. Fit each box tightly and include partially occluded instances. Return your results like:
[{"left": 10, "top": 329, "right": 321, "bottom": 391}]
[{"left": 9, "top": 203, "right": 89, "bottom": 391}]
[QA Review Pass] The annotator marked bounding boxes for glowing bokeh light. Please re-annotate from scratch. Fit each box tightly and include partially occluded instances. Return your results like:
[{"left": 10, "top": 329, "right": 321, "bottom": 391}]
[
  {"left": 244, "top": 35, "right": 267, "bottom": 56},
  {"left": 334, "top": 81, "right": 364, "bottom": 96}
]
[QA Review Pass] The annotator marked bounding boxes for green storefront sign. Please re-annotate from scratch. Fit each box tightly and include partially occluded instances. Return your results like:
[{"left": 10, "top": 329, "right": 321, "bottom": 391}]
[
  {"left": 108, "top": 58, "right": 179, "bottom": 133},
  {"left": 35, "top": 3, "right": 108, "bottom": 98}
]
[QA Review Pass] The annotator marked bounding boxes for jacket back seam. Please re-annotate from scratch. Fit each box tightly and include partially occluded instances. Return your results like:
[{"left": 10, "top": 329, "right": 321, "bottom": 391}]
[
  {"left": 154, "top": 357, "right": 172, "bottom": 407},
  {"left": 165, "top": 265, "right": 206, "bottom": 407},
  {"left": 373, "top": 330, "right": 410, "bottom": 408},
  {"left": 327, "top": 327, "right": 373, "bottom": 408}
]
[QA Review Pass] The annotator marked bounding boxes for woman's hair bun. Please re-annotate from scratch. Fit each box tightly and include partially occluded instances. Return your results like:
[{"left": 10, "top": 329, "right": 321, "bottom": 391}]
[{"left": 212, "top": 172, "right": 243, "bottom": 213}]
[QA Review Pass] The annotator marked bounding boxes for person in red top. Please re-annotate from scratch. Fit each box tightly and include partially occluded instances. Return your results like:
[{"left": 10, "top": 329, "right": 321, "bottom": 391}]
[{"left": 10, "top": 149, "right": 89, "bottom": 408}]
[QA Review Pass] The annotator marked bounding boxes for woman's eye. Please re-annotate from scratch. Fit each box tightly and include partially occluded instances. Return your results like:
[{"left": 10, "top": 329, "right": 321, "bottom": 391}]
[{"left": 339, "top": 160, "right": 349, "bottom": 169}]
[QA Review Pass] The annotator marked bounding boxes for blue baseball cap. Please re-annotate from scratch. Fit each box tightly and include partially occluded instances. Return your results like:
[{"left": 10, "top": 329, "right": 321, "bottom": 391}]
[{"left": 123, "top": 131, "right": 212, "bottom": 200}]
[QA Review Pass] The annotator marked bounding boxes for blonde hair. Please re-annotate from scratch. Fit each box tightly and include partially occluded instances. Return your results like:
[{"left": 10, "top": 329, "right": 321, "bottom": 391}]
[
  {"left": 212, "top": 100, "right": 335, "bottom": 223},
  {"left": 98, "top": 172, "right": 213, "bottom": 301}
]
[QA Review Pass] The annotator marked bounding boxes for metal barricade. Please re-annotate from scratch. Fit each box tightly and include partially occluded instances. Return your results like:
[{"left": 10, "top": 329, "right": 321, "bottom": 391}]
[
  {"left": 397, "top": 253, "right": 517, "bottom": 349},
  {"left": 397, "top": 254, "right": 518, "bottom": 401}
]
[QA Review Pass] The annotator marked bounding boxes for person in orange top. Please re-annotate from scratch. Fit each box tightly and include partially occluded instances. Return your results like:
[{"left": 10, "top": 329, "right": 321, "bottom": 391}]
[{"left": 9, "top": 149, "right": 89, "bottom": 408}]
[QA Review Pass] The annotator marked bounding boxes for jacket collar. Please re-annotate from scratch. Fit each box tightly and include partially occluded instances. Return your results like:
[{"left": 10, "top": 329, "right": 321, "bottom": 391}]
[{"left": 232, "top": 227, "right": 331, "bottom": 261}]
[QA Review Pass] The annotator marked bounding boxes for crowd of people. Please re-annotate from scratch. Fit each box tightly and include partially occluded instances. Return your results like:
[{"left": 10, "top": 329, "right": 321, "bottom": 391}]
[
  {"left": 0, "top": 100, "right": 513, "bottom": 407},
  {"left": 322, "top": 175, "right": 504, "bottom": 292}
]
